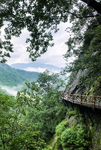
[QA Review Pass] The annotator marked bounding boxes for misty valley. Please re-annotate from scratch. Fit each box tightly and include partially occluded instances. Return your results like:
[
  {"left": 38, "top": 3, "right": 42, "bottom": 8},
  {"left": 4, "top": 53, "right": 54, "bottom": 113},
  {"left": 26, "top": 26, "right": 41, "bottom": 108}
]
[
  {"left": 0, "top": 64, "right": 68, "bottom": 150},
  {"left": 0, "top": 63, "right": 39, "bottom": 95},
  {"left": 0, "top": 63, "right": 92, "bottom": 150}
]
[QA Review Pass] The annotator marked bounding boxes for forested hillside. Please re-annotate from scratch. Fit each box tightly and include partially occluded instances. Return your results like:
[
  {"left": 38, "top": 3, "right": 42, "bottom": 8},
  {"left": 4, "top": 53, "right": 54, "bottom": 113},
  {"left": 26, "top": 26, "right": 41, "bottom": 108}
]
[
  {"left": 0, "top": 70, "right": 67, "bottom": 150},
  {"left": 0, "top": 63, "right": 39, "bottom": 87}
]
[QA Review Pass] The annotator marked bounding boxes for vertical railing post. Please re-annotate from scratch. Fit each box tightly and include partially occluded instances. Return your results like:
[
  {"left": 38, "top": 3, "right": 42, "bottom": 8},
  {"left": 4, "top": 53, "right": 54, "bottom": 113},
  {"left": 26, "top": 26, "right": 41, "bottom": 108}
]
[
  {"left": 63, "top": 92, "right": 65, "bottom": 99},
  {"left": 99, "top": 96, "right": 101, "bottom": 106},
  {"left": 67, "top": 92, "right": 69, "bottom": 101},
  {"left": 86, "top": 95, "right": 87, "bottom": 103},
  {"left": 80, "top": 94, "right": 82, "bottom": 105},
  {"left": 72, "top": 94, "right": 74, "bottom": 103},
  {"left": 68, "top": 92, "right": 70, "bottom": 101},
  {"left": 93, "top": 95, "right": 96, "bottom": 109}
]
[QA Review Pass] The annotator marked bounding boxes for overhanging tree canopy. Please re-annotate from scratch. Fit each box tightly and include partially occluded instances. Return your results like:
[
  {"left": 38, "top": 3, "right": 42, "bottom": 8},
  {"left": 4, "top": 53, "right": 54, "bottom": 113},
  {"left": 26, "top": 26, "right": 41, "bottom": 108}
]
[{"left": 0, "top": 0, "right": 101, "bottom": 62}]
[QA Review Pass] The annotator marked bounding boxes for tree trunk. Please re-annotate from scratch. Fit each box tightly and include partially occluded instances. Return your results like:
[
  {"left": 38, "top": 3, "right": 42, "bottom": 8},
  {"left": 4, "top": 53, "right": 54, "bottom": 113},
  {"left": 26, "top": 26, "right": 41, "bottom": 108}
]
[{"left": 81, "top": 0, "right": 101, "bottom": 14}]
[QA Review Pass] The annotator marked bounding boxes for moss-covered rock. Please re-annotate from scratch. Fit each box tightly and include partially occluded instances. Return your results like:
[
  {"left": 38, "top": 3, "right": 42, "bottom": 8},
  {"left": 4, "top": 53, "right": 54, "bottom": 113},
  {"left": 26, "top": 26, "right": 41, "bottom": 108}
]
[
  {"left": 89, "top": 76, "right": 101, "bottom": 96},
  {"left": 49, "top": 108, "right": 90, "bottom": 150},
  {"left": 48, "top": 105, "right": 101, "bottom": 150},
  {"left": 88, "top": 117, "right": 101, "bottom": 150}
]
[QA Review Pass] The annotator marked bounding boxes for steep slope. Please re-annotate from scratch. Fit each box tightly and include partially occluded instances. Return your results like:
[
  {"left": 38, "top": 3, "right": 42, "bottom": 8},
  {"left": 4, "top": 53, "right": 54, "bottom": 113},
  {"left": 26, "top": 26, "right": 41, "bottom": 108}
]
[
  {"left": 15, "top": 69, "right": 39, "bottom": 82},
  {"left": 0, "top": 63, "right": 39, "bottom": 87}
]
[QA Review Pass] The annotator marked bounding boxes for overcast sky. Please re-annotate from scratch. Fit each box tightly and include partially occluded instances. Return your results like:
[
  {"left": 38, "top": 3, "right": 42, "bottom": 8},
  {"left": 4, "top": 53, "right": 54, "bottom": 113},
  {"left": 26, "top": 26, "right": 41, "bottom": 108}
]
[{"left": 4, "top": 22, "right": 72, "bottom": 70}]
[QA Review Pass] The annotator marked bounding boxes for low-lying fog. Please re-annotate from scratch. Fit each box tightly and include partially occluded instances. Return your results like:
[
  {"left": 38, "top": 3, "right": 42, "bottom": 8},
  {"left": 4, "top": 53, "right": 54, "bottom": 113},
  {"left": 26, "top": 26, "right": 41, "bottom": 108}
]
[{"left": 0, "top": 84, "right": 25, "bottom": 96}]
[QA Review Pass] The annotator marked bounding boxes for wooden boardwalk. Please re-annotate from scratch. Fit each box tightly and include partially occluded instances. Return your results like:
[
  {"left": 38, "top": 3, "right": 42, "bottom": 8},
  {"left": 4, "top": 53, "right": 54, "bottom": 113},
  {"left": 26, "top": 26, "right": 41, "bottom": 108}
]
[{"left": 61, "top": 92, "right": 101, "bottom": 109}]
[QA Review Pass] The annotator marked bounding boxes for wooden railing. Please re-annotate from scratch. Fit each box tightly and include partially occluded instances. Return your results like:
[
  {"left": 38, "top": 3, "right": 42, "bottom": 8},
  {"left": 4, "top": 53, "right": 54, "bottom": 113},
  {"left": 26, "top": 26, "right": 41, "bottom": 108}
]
[{"left": 61, "top": 91, "right": 101, "bottom": 109}]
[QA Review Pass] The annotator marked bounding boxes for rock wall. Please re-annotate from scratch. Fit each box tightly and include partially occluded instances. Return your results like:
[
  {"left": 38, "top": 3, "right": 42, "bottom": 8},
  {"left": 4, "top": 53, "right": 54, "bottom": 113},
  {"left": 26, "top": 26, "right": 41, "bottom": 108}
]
[
  {"left": 65, "top": 70, "right": 88, "bottom": 95},
  {"left": 49, "top": 104, "right": 101, "bottom": 150}
]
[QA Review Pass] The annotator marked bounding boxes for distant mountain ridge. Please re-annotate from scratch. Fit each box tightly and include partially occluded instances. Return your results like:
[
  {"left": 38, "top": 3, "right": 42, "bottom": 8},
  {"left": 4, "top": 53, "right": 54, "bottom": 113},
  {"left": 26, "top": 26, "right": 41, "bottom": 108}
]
[
  {"left": 10, "top": 62, "right": 61, "bottom": 72},
  {"left": 0, "top": 63, "right": 39, "bottom": 87}
]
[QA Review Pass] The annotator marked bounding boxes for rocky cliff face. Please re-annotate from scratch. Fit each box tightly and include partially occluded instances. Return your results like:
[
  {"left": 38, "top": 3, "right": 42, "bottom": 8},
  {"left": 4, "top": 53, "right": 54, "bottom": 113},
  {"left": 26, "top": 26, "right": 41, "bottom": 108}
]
[
  {"left": 88, "top": 110, "right": 101, "bottom": 150},
  {"left": 49, "top": 105, "right": 101, "bottom": 150},
  {"left": 60, "top": 68, "right": 101, "bottom": 150},
  {"left": 65, "top": 70, "right": 88, "bottom": 95}
]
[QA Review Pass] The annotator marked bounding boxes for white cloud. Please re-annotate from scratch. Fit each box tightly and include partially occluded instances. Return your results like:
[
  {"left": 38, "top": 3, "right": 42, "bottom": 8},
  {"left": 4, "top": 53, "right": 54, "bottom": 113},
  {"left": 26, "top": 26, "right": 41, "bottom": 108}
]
[
  {"left": 24, "top": 67, "right": 47, "bottom": 73},
  {"left": 24, "top": 67, "right": 60, "bottom": 73},
  {"left": 6, "top": 22, "right": 71, "bottom": 68}
]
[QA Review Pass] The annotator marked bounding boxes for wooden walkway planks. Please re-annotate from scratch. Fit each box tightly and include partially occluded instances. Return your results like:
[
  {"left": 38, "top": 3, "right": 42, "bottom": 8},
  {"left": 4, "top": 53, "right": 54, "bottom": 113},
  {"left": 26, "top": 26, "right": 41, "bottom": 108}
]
[{"left": 61, "top": 92, "right": 101, "bottom": 109}]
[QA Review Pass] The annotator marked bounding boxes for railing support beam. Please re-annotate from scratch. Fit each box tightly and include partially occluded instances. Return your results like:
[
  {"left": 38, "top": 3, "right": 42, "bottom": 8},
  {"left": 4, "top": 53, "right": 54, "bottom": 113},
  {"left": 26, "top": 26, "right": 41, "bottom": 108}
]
[{"left": 80, "top": 94, "right": 82, "bottom": 105}]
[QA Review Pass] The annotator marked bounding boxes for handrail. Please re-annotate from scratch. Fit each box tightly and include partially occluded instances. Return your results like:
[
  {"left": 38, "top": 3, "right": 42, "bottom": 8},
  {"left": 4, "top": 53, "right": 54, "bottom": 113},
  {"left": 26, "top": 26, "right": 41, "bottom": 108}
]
[{"left": 60, "top": 91, "right": 101, "bottom": 109}]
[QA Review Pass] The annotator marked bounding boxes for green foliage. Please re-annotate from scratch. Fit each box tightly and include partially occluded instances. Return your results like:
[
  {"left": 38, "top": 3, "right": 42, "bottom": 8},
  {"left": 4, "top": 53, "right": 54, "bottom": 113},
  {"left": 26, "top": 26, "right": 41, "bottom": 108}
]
[
  {"left": 63, "top": 15, "right": 101, "bottom": 94},
  {"left": 16, "top": 70, "right": 67, "bottom": 143},
  {"left": 55, "top": 120, "right": 68, "bottom": 149},
  {"left": 20, "top": 88, "right": 66, "bottom": 142},
  {"left": 54, "top": 107, "right": 90, "bottom": 150},
  {"left": 88, "top": 76, "right": 101, "bottom": 95},
  {"left": 10, "top": 128, "right": 45, "bottom": 150},
  {"left": 0, "top": 0, "right": 100, "bottom": 62},
  {"left": 0, "top": 92, "right": 46, "bottom": 150},
  {"left": 56, "top": 120, "right": 68, "bottom": 136},
  {"left": 16, "top": 81, "right": 43, "bottom": 110},
  {"left": 61, "top": 126, "right": 89, "bottom": 150},
  {"left": 37, "top": 70, "right": 64, "bottom": 95},
  {"left": 68, "top": 110, "right": 76, "bottom": 118},
  {"left": 43, "top": 146, "right": 52, "bottom": 150}
]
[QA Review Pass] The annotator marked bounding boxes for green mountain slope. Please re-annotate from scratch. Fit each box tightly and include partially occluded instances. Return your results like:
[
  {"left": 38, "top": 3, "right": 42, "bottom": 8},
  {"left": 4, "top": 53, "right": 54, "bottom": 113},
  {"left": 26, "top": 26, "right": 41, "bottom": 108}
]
[
  {"left": 0, "top": 63, "right": 39, "bottom": 87},
  {"left": 16, "top": 69, "right": 39, "bottom": 81}
]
